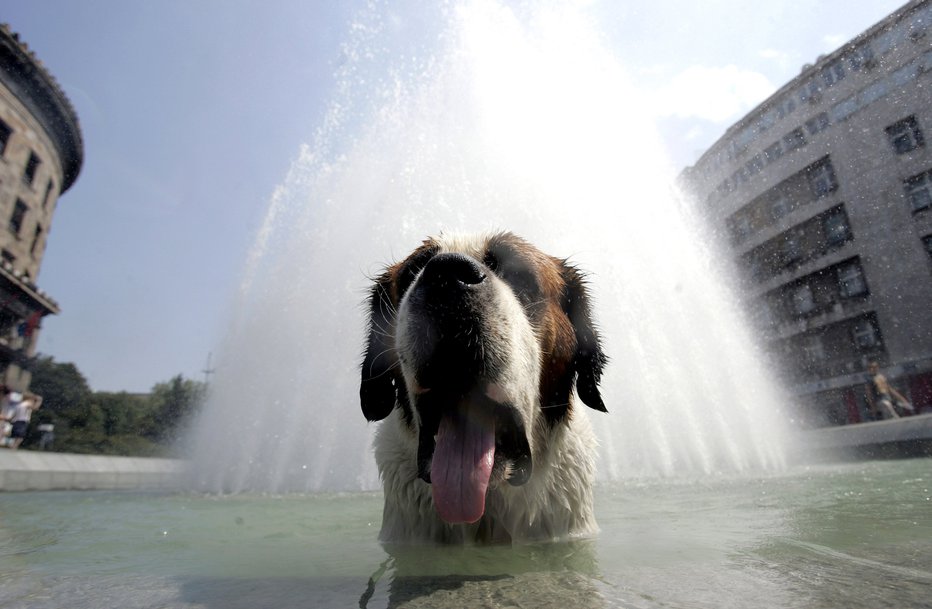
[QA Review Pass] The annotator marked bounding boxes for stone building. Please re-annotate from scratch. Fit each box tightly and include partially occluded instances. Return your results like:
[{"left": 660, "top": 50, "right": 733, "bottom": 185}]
[
  {"left": 680, "top": 0, "right": 932, "bottom": 426},
  {"left": 0, "top": 25, "right": 82, "bottom": 389}
]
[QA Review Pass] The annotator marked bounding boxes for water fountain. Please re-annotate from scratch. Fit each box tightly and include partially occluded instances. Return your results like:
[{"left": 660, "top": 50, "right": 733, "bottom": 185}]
[{"left": 183, "top": 0, "right": 790, "bottom": 494}]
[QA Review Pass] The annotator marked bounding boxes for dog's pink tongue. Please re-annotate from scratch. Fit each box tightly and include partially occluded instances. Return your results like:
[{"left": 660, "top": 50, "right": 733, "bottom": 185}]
[{"left": 431, "top": 408, "right": 495, "bottom": 524}]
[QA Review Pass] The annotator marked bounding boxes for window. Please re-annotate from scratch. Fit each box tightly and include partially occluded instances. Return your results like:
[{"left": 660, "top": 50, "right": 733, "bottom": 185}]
[
  {"left": 782, "top": 232, "right": 803, "bottom": 266},
  {"left": 762, "top": 141, "right": 783, "bottom": 165},
  {"left": 771, "top": 196, "right": 790, "bottom": 221},
  {"left": 43, "top": 180, "right": 55, "bottom": 209},
  {"left": 802, "top": 335, "right": 826, "bottom": 362},
  {"left": 1, "top": 250, "right": 15, "bottom": 265},
  {"left": 904, "top": 171, "right": 932, "bottom": 212},
  {"left": 822, "top": 207, "right": 851, "bottom": 247},
  {"left": 9, "top": 199, "right": 27, "bottom": 235},
  {"left": 799, "top": 80, "right": 821, "bottom": 105},
  {"left": 820, "top": 61, "right": 845, "bottom": 87},
  {"left": 773, "top": 98, "right": 796, "bottom": 121},
  {"left": 30, "top": 225, "right": 43, "bottom": 255},
  {"left": 23, "top": 152, "right": 41, "bottom": 186},
  {"left": 923, "top": 235, "right": 932, "bottom": 261},
  {"left": 729, "top": 214, "right": 752, "bottom": 243},
  {"left": 792, "top": 283, "right": 815, "bottom": 315},
  {"left": 837, "top": 261, "right": 867, "bottom": 298},
  {"left": 885, "top": 115, "right": 925, "bottom": 154},
  {"left": 807, "top": 158, "right": 838, "bottom": 198},
  {"left": 0, "top": 119, "right": 11, "bottom": 157},
  {"left": 783, "top": 128, "right": 806, "bottom": 152},
  {"left": 848, "top": 44, "right": 876, "bottom": 71},
  {"left": 852, "top": 318, "right": 880, "bottom": 349},
  {"left": 805, "top": 112, "right": 830, "bottom": 137}
]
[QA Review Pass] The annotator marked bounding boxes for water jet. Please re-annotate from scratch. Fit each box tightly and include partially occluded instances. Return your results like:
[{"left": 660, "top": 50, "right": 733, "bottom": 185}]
[{"left": 184, "top": 0, "right": 790, "bottom": 493}]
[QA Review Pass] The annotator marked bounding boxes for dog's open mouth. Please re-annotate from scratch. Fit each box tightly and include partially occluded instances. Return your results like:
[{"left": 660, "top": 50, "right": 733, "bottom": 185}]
[{"left": 414, "top": 386, "right": 532, "bottom": 524}]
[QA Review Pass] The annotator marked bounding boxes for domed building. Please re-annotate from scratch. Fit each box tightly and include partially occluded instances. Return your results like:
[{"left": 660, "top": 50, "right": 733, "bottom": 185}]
[
  {"left": 0, "top": 24, "right": 82, "bottom": 388},
  {"left": 681, "top": 0, "right": 932, "bottom": 426}
]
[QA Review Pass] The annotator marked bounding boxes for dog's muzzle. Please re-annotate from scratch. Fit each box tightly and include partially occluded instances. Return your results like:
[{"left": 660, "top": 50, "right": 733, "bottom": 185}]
[{"left": 398, "top": 253, "right": 533, "bottom": 524}]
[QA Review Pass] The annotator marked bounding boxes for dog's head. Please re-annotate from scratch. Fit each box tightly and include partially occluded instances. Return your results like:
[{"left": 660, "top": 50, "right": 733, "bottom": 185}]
[{"left": 361, "top": 232, "right": 607, "bottom": 524}]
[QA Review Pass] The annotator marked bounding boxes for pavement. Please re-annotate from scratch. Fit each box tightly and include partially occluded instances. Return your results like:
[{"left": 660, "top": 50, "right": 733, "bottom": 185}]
[
  {"left": 0, "top": 449, "right": 182, "bottom": 491},
  {"left": 2, "top": 415, "right": 929, "bottom": 491},
  {"left": 800, "top": 412, "right": 932, "bottom": 460}
]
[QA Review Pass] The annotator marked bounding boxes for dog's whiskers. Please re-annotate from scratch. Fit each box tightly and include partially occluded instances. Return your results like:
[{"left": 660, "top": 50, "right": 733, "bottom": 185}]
[
  {"left": 366, "top": 348, "right": 400, "bottom": 379},
  {"left": 540, "top": 401, "right": 571, "bottom": 409}
]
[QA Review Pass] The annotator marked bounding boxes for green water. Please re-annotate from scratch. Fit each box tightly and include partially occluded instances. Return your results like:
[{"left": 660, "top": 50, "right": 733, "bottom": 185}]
[{"left": 1, "top": 459, "right": 930, "bottom": 608}]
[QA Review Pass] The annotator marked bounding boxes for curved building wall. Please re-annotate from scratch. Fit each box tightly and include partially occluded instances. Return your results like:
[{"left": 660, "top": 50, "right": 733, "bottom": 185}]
[
  {"left": 0, "top": 78, "right": 63, "bottom": 282},
  {"left": 682, "top": 0, "right": 932, "bottom": 426},
  {"left": 0, "top": 25, "right": 81, "bottom": 389}
]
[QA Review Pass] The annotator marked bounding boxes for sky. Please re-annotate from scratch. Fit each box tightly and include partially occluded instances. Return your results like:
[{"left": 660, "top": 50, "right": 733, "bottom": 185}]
[{"left": 3, "top": 0, "right": 906, "bottom": 392}]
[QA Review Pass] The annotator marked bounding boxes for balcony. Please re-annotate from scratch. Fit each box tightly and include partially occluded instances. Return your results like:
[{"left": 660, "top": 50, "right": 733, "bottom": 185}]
[{"left": 767, "top": 298, "right": 872, "bottom": 341}]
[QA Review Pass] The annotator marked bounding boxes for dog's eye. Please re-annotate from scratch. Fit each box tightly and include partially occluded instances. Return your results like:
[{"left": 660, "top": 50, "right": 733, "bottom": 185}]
[
  {"left": 506, "top": 269, "right": 541, "bottom": 307},
  {"left": 485, "top": 248, "right": 541, "bottom": 307},
  {"left": 482, "top": 251, "right": 499, "bottom": 273}
]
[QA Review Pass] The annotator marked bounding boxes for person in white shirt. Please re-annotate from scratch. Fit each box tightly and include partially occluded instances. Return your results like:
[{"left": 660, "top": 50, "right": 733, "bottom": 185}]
[{"left": 8, "top": 392, "right": 42, "bottom": 449}]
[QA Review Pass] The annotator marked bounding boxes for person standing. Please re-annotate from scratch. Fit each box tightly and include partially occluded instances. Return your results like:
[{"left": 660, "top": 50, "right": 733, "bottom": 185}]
[
  {"left": 0, "top": 385, "right": 12, "bottom": 447},
  {"left": 8, "top": 392, "right": 42, "bottom": 449},
  {"left": 864, "top": 362, "right": 910, "bottom": 420},
  {"left": 37, "top": 422, "right": 54, "bottom": 451}
]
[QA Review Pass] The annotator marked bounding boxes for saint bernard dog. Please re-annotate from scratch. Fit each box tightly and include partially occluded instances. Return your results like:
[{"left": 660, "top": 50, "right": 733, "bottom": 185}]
[{"left": 360, "top": 232, "right": 607, "bottom": 544}]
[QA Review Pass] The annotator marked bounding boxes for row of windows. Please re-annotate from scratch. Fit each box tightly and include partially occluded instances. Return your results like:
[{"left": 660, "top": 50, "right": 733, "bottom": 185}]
[
  {"left": 7, "top": 198, "right": 44, "bottom": 258},
  {"left": 772, "top": 312, "right": 884, "bottom": 385},
  {"left": 714, "top": 111, "right": 924, "bottom": 211},
  {"left": 799, "top": 45, "right": 876, "bottom": 105},
  {"left": 711, "top": 121, "right": 820, "bottom": 204},
  {"left": 756, "top": 229, "right": 932, "bottom": 336},
  {"left": 799, "top": 318, "right": 881, "bottom": 364},
  {"left": 742, "top": 204, "right": 852, "bottom": 283},
  {"left": 0, "top": 117, "right": 56, "bottom": 201},
  {"left": 728, "top": 156, "right": 839, "bottom": 246},
  {"left": 754, "top": 257, "right": 869, "bottom": 333},
  {"left": 703, "top": 7, "right": 932, "bottom": 177},
  {"left": 728, "top": 114, "right": 930, "bottom": 251},
  {"left": 788, "top": 258, "right": 868, "bottom": 318},
  {"left": 0, "top": 117, "right": 55, "bottom": 268},
  {"left": 712, "top": 41, "right": 880, "bottom": 170},
  {"left": 797, "top": 317, "right": 882, "bottom": 372}
]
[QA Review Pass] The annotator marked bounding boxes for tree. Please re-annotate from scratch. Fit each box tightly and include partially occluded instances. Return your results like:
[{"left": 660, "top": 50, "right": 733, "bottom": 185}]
[
  {"left": 149, "top": 374, "right": 206, "bottom": 443},
  {"left": 23, "top": 357, "right": 206, "bottom": 455},
  {"left": 29, "top": 355, "right": 93, "bottom": 419}
]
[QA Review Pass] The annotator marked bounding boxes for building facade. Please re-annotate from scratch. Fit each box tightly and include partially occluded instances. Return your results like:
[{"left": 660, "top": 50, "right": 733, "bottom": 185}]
[
  {"left": 0, "top": 25, "right": 82, "bottom": 389},
  {"left": 681, "top": 0, "right": 932, "bottom": 426}
]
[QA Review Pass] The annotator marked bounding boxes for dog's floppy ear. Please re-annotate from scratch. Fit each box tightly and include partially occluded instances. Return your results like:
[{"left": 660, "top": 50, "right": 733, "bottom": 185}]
[
  {"left": 360, "top": 271, "right": 399, "bottom": 422},
  {"left": 562, "top": 262, "right": 608, "bottom": 413}
]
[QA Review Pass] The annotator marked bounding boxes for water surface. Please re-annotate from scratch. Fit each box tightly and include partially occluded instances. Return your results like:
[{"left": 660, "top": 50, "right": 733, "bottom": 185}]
[{"left": 2, "top": 459, "right": 930, "bottom": 608}]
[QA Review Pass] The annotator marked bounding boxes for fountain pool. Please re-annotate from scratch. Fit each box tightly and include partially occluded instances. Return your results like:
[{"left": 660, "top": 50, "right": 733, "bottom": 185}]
[{"left": 2, "top": 459, "right": 931, "bottom": 608}]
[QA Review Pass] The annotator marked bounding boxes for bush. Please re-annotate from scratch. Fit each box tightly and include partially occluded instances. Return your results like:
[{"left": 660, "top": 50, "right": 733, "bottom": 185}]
[{"left": 22, "top": 356, "right": 206, "bottom": 456}]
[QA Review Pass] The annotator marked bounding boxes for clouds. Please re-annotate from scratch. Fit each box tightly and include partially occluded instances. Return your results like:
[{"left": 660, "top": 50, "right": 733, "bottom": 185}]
[
  {"left": 649, "top": 64, "right": 775, "bottom": 124},
  {"left": 759, "top": 48, "right": 793, "bottom": 72}
]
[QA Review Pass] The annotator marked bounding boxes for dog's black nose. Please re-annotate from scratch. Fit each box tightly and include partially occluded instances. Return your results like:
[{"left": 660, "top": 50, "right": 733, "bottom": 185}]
[{"left": 421, "top": 253, "right": 486, "bottom": 287}]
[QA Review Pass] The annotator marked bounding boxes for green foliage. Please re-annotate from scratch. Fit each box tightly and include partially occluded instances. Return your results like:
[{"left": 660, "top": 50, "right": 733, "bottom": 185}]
[
  {"left": 21, "top": 356, "right": 207, "bottom": 456},
  {"left": 149, "top": 374, "right": 206, "bottom": 443},
  {"left": 29, "top": 355, "right": 93, "bottom": 418}
]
